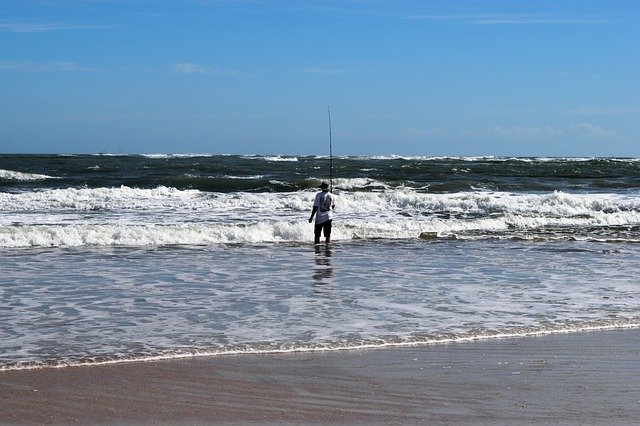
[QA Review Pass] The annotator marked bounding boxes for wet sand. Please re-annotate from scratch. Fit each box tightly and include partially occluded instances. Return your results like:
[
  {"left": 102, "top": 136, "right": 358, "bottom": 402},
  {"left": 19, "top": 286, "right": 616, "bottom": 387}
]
[{"left": 1, "top": 329, "right": 639, "bottom": 424}]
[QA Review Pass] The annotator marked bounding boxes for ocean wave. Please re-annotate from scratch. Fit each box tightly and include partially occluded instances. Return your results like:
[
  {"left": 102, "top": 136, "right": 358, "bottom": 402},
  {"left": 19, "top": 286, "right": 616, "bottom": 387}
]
[
  {"left": 4, "top": 155, "right": 640, "bottom": 194},
  {"left": 224, "top": 175, "right": 266, "bottom": 180},
  {"left": 3, "top": 186, "right": 639, "bottom": 215},
  {"left": 239, "top": 155, "right": 299, "bottom": 162},
  {"left": 0, "top": 186, "right": 200, "bottom": 211},
  {"left": 351, "top": 155, "right": 640, "bottom": 164},
  {"left": 0, "top": 169, "right": 59, "bottom": 181},
  {"left": 2, "top": 187, "right": 640, "bottom": 246},
  {"left": 0, "top": 222, "right": 310, "bottom": 247},
  {"left": 140, "top": 153, "right": 216, "bottom": 159},
  {"left": 336, "top": 190, "right": 640, "bottom": 217},
  {"left": 332, "top": 177, "right": 390, "bottom": 190},
  {"left": 2, "top": 319, "right": 639, "bottom": 372},
  {"left": 3, "top": 212, "right": 640, "bottom": 248},
  {"left": 262, "top": 155, "right": 299, "bottom": 162}
]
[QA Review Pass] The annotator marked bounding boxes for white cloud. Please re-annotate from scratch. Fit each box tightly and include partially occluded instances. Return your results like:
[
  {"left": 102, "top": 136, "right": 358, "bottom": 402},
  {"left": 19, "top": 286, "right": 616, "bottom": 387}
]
[
  {"left": 171, "top": 63, "right": 237, "bottom": 76},
  {"left": 472, "top": 16, "right": 608, "bottom": 25},
  {"left": 405, "top": 128, "right": 450, "bottom": 139},
  {"left": 301, "top": 67, "right": 353, "bottom": 76},
  {"left": 490, "top": 125, "right": 562, "bottom": 137},
  {"left": 0, "top": 22, "right": 111, "bottom": 33},
  {"left": 407, "top": 14, "right": 608, "bottom": 25},
  {"left": 172, "top": 63, "right": 209, "bottom": 74},
  {"left": 569, "top": 123, "right": 617, "bottom": 139},
  {"left": 489, "top": 123, "right": 616, "bottom": 140},
  {"left": 187, "top": 2, "right": 615, "bottom": 26},
  {"left": 0, "top": 60, "right": 93, "bottom": 72},
  {"left": 569, "top": 106, "right": 640, "bottom": 116}
]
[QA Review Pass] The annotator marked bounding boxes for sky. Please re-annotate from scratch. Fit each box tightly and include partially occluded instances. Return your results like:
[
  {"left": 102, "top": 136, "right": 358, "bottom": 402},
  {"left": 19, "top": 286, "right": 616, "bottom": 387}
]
[{"left": 1, "top": 0, "right": 639, "bottom": 156}]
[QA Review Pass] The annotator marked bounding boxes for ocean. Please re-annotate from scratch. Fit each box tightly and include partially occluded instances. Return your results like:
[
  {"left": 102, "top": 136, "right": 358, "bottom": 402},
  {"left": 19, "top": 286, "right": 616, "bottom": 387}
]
[{"left": 2, "top": 154, "right": 640, "bottom": 370}]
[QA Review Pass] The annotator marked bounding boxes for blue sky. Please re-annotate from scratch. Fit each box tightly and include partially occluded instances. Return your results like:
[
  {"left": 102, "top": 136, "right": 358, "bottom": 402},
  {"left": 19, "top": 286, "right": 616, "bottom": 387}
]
[{"left": 1, "top": 0, "right": 639, "bottom": 156}]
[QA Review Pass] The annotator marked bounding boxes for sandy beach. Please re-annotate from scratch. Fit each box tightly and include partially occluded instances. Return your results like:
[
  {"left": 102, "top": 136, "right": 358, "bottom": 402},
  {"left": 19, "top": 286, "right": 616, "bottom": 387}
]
[{"left": 1, "top": 329, "right": 639, "bottom": 424}]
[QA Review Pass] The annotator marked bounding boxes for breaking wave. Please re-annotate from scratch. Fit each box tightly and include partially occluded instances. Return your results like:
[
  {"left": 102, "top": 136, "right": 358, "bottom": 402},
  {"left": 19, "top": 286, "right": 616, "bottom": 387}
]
[
  {"left": 1, "top": 186, "right": 640, "bottom": 247},
  {"left": 0, "top": 169, "right": 59, "bottom": 181}
]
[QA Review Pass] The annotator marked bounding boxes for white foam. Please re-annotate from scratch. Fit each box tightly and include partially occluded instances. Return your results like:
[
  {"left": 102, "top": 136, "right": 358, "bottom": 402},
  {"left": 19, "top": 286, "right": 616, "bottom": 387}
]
[
  {"left": 2, "top": 187, "right": 639, "bottom": 247},
  {"left": 140, "top": 153, "right": 215, "bottom": 158},
  {"left": 3, "top": 186, "right": 639, "bottom": 220},
  {"left": 3, "top": 208, "right": 640, "bottom": 248},
  {"left": 353, "top": 155, "right": 635, "bottom": 163},
  {"left": 0, "top": 186, "right": 200, "bottom": 211},
  {"left": 332, "top": 177, "right": 390, "bottom": 190},
  {"left": 0, "top": 169, "right": 59, "bottom": 181},
  {"left": 224, "top": 175, "right": 266, "bottom": 180},
  {"left": 0, "top": 222, "right": 312, "bottom": 247},
  {"left": 2, "top": 320, "right": 639, "bottom": 372},
  {"left": 262, "top": 156, "right": 299, "bottom": 162}
]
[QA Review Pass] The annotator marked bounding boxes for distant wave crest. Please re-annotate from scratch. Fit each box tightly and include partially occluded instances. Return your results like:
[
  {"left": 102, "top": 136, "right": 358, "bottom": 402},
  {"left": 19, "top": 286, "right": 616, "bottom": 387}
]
[{"left": 0, "top": 169, "right": 59, "bottom": 181}]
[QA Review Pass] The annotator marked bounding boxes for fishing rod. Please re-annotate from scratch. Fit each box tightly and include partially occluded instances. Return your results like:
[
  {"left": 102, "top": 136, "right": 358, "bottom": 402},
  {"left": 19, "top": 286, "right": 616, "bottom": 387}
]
[{"left": 328, "top": 106, "right": 333, "bottom": 193}]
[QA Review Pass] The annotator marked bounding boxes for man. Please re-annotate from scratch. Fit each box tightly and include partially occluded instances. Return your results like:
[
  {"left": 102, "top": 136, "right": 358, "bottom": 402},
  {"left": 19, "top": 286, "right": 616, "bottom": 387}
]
[{"left": 309, "top": 181, "right": 336, "bottom": 245}]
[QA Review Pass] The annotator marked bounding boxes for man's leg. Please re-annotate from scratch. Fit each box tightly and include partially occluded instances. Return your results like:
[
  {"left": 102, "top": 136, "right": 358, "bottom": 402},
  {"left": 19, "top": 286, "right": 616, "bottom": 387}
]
[
  {"left": 314, "top": 223, "right": 322, "bottom": 244},
  {"left": 324, "top": 220, "right": 332, "bottom": 244}
]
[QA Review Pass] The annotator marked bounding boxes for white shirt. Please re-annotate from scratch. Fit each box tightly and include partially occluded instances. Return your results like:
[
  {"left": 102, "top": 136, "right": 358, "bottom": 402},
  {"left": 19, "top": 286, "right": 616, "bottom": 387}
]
[{"left": 314, "top": 191, "right": 335, "bottom": 224}]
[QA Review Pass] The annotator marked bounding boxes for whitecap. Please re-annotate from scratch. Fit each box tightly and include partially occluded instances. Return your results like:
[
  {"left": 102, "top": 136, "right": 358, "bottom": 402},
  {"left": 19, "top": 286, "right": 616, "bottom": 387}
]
[
  {"left": 262, "top": 156, "right": 299, "bottom": 162},
  {"left": 0, "top": 169, "right": 59, "bottom": 181}
]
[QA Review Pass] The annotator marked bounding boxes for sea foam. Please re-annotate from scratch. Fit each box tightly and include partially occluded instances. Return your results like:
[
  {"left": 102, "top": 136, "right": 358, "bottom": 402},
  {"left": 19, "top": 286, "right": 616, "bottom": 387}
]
[
  {"left": 2, "top": 187, "right": 640, "bottom": 247},
  {"left": 0, "top": 169, "right": 59, "bottom": 181}
]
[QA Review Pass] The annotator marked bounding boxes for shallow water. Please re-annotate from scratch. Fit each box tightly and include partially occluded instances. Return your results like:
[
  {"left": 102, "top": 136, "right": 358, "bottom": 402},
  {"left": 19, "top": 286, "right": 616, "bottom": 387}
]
[{"left": 2, "top": 239, "right": 639, "bottom": 369}]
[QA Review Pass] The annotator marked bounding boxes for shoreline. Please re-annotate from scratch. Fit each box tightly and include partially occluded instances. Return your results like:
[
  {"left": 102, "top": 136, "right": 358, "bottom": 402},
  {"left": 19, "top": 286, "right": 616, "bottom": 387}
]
[
  {"left": 3, "top": 322, "right": 640, "bottom": 373},
  {"left": 2, "top": 329, "right": 640, "bottom": 424}
]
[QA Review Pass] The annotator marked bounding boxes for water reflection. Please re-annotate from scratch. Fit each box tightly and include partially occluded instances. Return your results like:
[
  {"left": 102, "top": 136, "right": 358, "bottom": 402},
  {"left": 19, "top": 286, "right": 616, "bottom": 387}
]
[{"left": 313, "top": 245, "right": 333, "bottom": 284}]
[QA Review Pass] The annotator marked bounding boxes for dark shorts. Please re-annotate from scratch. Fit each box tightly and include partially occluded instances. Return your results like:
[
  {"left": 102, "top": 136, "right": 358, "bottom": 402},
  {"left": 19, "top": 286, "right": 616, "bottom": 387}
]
[{"left": 314, "top": 220, "right": 332, "bottom": 238}]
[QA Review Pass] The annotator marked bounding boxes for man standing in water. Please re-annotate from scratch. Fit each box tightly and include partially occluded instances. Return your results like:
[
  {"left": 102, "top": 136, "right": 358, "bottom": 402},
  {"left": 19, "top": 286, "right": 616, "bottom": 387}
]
[{"left": 309, "top": 181, "right": 336, "bottom": 245}]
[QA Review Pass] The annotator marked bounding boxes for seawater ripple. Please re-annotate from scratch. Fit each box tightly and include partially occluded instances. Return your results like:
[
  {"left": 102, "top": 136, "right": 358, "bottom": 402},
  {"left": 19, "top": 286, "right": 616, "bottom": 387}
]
[
  {"left": 3, "top": 321, "right": 640, "bottom": 372},
  {"left": 1, "top": 241, "right": 640, "bottom": 370},
  {"left": 2, "top": 154, "right": 640, "bottom": 193}
]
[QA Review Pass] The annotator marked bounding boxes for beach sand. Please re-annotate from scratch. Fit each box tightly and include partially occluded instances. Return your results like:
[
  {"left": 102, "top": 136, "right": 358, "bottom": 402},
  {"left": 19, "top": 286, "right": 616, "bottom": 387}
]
[{"left": 1, "top": 329, "right": 639, "bottom": 424}]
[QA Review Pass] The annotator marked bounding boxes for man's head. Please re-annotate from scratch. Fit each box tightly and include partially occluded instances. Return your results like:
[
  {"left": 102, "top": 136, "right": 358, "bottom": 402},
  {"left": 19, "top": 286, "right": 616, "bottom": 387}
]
[{"left": 318, "top": 182, "right": 329, "bottom": 191}]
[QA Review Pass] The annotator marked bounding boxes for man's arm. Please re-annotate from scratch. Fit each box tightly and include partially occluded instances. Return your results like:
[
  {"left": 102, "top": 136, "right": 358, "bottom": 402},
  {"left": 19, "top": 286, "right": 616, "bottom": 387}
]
[{"left": 309, "top": 206, "right": 318, "bottom": 223}]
